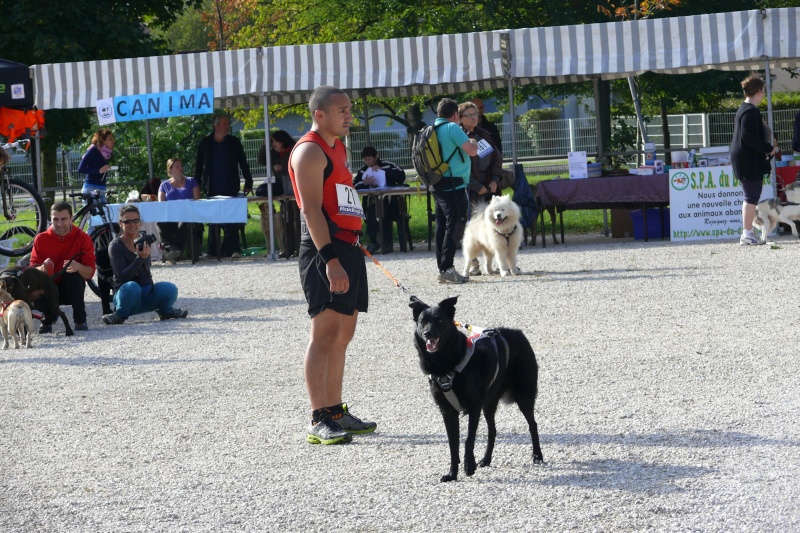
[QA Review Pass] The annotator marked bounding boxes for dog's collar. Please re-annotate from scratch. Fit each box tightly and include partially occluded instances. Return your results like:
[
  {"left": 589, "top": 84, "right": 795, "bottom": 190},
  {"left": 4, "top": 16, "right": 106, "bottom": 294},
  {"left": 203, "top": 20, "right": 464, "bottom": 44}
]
[{"left": 493, "top": 225, "right": 518, "bottom": 244}]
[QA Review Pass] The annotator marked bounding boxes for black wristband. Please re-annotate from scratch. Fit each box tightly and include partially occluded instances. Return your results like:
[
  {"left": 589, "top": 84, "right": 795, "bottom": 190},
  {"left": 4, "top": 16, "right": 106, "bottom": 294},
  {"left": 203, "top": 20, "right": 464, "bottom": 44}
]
[{"left": 318, "top": 243, "right": 338, "bottom": 263}]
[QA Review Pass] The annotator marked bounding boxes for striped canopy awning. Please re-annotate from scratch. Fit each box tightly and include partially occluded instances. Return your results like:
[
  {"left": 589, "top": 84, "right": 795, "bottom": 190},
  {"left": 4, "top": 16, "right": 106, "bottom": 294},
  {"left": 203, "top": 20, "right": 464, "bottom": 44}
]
[
  {"left": 32, "top": 31, "right": 508, "bottom": 110},
  {"left": 30, "top": 8, "right": 800, "bottom": 111},
  {"left": 510, "top": 8, "right": 800, "bottom": 85}
]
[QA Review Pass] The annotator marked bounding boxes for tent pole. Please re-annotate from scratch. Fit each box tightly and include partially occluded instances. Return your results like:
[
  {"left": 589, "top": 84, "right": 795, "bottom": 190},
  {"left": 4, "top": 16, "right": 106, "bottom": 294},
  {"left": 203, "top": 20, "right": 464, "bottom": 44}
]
[
  {"left": 35, "top": 136, "right": 42, "bottom": 193},
  {"left": 765, "top": 60, "right": 777, "bottom": 197},
  {"left": 145, "top": 119, "right": 154, "bottom": 181},
  {"left": 507, "top": 79, "right": 518, "bottom": 167},
  {"left": 363, "top": 94, "right": 371, "bottom": 147},
  {"left": 628, "top": 77, "right": 648, "bottom": 145},
  {"left": 593, "top": 78, "right": 604, "bottom": 163},
  {"left": 262, "top": 92, "right": 277, "bottom": 260},
  {"left": 500, "top": 32, "right": 518, "bottom": 168}
]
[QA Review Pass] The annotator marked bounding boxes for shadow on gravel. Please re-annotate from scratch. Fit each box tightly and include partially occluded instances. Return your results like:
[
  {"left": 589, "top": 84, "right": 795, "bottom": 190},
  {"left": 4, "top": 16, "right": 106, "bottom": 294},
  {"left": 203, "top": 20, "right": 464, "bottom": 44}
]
[
  {"left": 0, "top": 356, "right": 234, "bottom": 366},
  {"left": 537, "top": 457, "right": 711, "bottom": 493},
  {"left": 545, "top": 429, "right": 800, "bottom": 448},
  {"left": 465, "top": 267, "right": 699, "bottom": 283},
  {"left": 173, "top": 297, "right": 305, "bottom": 311}
]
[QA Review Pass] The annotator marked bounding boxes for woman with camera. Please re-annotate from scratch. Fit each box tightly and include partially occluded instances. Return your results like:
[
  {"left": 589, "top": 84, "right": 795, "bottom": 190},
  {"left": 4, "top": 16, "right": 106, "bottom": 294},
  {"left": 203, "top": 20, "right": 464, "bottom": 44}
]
[{"left": 102, "top": 204, "right": 189, "bottom": 325}]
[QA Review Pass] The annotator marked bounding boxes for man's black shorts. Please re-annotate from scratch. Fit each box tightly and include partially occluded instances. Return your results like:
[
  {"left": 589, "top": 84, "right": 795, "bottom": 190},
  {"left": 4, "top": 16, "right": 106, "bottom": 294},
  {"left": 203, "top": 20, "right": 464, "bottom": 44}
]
[{"left": 298, "top": 238, "right": 368, "bottom": 318}]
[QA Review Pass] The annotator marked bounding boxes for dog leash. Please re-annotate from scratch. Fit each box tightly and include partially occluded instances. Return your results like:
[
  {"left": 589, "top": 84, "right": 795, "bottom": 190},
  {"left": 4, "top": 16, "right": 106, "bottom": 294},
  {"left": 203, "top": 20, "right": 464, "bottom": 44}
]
[{"left": 359, "top": 244, "right": 414, "bottom": 298}]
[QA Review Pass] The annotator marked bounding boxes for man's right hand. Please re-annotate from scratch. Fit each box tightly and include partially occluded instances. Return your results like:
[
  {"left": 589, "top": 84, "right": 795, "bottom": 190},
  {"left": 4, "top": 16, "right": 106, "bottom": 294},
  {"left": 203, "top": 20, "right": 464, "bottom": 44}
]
[
  {"left": 40, "top": 258, "right": 54, "bottom": 275},
  {"left": 326, "top": 259, "right": 350, "bottom": 295}
]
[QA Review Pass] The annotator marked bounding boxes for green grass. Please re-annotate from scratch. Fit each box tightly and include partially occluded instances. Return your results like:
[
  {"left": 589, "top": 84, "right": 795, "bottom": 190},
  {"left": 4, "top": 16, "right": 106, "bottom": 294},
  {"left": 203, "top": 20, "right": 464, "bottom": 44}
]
[{"left": 245, "top": 175, "right": 605, "bottom": 251}]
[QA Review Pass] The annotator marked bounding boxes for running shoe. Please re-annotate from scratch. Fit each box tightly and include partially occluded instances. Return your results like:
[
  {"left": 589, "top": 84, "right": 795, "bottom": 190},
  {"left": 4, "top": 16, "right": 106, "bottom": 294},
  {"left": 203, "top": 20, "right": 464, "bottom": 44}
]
[
  {"left": 336, "top": 403, "right": 377, "bottom": 434},
  {"left": 306, "top": 417, "right": 353, "bottom": 445}
]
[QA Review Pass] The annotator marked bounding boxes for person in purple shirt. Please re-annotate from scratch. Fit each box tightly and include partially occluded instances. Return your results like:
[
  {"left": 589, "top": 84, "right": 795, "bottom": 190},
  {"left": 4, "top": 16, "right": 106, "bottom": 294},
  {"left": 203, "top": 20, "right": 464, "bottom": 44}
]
[{"left": 157, "top": 158, "right": 202, "bottom": 262}]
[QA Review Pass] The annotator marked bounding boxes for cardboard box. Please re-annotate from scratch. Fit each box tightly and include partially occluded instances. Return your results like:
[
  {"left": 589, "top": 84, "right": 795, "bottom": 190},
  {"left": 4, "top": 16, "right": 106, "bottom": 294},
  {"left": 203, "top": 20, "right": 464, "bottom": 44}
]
[{"left": 611, "top": 209, "right": 634, "bottom": 238}]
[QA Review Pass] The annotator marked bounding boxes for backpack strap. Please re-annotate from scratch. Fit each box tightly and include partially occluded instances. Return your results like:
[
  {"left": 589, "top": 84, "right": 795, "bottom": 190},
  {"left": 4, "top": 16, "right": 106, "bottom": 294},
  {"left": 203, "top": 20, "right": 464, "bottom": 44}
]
[{"left": 434, "top": 122, "right": 464, "bottom": 166}]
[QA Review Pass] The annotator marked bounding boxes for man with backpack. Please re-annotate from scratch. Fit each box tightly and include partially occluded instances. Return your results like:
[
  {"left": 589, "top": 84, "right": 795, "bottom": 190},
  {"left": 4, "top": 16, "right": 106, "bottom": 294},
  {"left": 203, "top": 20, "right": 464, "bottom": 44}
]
[{"left": 429, "top": 98, "right": 478, "bottom": 283}]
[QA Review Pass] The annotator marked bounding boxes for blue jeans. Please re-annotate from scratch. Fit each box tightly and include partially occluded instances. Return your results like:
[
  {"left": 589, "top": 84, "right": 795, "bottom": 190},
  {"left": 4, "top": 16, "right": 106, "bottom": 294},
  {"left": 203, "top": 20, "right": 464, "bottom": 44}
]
[
  {"left": 113, "top": 281, "right": 178, "bottom": 319},
  {"left": 81, "top": 183, "right": 107, "bottom": 200}
]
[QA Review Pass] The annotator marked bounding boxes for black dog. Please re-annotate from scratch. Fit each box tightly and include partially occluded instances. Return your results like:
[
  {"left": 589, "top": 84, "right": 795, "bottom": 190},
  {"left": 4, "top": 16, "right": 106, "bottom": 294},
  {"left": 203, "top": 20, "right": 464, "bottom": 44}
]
[
  {"left": 410, "top": 296, "right": 544, "bottom": 482},
  {"left": 0, "top": 253, "right": 84, "bottom": 337},
  {"left": 525, "top": 183, "right": 559, "bottom": 246}
]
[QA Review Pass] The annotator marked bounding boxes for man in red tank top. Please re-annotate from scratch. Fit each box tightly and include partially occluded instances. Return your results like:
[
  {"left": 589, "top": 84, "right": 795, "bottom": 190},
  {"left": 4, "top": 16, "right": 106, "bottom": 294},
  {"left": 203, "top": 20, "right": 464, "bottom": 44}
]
[{"left": 288, "top": 86, "right": 376, "bottom": 445}]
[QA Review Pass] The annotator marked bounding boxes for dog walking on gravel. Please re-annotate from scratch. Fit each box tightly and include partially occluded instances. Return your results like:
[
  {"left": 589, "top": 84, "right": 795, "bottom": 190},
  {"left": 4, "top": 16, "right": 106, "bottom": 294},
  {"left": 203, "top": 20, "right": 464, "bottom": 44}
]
[{"left": 410, "top": 296, "right": 544, "bottom": 482}]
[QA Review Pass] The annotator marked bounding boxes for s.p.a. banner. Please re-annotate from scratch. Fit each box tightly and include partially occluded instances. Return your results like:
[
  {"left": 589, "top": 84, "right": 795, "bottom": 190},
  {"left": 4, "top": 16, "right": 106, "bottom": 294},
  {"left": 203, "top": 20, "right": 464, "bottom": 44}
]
[
  {"left": 669, "top": 166, "right": 771, "bottom": 241},
  {"left": 96, "top": 88, "right": 213, "bottom": 125}
]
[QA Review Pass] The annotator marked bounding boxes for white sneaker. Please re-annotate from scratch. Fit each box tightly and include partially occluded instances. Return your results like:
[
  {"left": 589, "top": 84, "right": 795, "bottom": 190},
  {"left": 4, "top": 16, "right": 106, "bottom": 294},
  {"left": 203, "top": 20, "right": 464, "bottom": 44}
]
[
  {"left": 231, "top": 251, "right": 242, "bottom": 258},
  {"left": 438, "top": 267, "right": 467, "bottom": 284},
  {"left": 739, "top": 234, "right": 762, "bottom": 245}
]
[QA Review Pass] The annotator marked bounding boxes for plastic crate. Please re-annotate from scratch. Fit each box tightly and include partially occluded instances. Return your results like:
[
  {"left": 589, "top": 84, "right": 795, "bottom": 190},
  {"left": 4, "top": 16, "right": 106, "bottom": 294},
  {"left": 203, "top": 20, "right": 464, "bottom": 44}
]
[{"left": 630, "top": 208, "right": 670, "bottom": 240}]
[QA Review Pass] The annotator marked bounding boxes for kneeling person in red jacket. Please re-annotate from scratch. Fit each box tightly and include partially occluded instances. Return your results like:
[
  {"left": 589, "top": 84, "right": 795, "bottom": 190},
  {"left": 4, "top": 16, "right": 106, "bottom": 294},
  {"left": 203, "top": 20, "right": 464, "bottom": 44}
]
[{"left": 29, "top": 201, "right": 96, "bottom": 333}]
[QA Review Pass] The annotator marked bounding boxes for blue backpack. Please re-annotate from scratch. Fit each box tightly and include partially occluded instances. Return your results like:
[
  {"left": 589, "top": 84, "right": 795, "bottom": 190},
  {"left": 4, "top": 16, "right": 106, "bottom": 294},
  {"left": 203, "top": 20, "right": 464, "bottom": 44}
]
[{"left": 511, "top": 164, "right": 537, "bottom": 228}]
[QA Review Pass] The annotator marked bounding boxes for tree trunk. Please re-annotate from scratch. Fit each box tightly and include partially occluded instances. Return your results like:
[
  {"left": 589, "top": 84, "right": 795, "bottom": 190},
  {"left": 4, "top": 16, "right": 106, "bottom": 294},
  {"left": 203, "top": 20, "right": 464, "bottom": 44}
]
[
  {"left": 660, "top": 99, "right": 672, "bottom": 166},
  {"left": 597, "top": 80, "right": 612, "bottom": 168}
]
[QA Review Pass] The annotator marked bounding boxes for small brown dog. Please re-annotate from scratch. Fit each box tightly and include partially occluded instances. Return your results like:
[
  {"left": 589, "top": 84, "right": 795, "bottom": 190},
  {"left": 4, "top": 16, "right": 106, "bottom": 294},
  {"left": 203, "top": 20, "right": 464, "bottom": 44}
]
[
  {"left": 0, "top": 282, "right": 33, "bottom": 349},
  {"left": 524, "top": 183, "right": 559, "bottom": 246},
  {"left": 258, "top": 202, "right": 284, "bottom": 256}
]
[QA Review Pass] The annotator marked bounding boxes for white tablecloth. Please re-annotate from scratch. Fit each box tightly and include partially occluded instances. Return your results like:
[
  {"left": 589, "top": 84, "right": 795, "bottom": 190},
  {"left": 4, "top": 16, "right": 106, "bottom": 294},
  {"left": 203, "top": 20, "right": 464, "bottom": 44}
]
[{"left": 94, "top": 198, "right": 249, "bottom": 224}]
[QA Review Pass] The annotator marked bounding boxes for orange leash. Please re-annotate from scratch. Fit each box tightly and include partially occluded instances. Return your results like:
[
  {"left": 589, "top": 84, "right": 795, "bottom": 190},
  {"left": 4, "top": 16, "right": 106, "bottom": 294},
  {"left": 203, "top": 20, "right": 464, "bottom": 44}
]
[{"left": 359, "top": 244, "right": 413, "bottom": 296}]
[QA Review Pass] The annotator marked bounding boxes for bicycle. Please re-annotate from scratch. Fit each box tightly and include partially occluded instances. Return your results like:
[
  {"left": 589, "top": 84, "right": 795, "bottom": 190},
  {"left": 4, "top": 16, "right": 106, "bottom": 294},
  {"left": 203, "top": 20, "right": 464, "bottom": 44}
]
[
  {"left": 0, "top": 139, "right": 47, "bottom": 257},
  {"left": 70, "top": 190, "right": 120, "bottom": 315}
]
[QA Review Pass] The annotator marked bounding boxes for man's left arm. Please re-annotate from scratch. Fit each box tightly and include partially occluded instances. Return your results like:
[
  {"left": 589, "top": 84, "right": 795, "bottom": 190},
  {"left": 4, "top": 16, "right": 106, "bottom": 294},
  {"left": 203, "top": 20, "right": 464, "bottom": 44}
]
[
  {"left": 67, "top": 232, "right": 96, "bottom": 280},
  {"left": 234, "top": 137, "right": 253, "bottom": 194},
  {"left": 382, "top": 162, "right": 407, "bottom": 186}
]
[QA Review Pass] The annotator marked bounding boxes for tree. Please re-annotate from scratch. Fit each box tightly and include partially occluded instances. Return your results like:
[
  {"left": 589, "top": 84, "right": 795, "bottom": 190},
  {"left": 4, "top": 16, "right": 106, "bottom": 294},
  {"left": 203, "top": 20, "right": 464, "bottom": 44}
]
[{"left": 0, "top": 0, "right": 203, "bottom": 191}]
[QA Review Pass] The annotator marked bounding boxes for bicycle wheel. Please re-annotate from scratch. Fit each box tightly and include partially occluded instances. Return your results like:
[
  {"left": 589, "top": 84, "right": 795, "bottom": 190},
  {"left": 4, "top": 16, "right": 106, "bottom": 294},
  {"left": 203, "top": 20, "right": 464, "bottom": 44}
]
[
  {"left": 0, "top": 178, "right": 47, "bottom": 257},
  {"left": 87, "top": 224, "right": 116, "bottom": 314}
]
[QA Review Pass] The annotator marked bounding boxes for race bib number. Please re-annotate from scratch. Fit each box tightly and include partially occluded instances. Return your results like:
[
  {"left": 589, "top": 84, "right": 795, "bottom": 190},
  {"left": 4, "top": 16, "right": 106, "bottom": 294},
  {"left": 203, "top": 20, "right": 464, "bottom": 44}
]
[
  {"left": 477, "top": 139, "right": 494, "bottom": 159},
  {"left": 336, "top": 183, "right": 365, "bottom": 218}
]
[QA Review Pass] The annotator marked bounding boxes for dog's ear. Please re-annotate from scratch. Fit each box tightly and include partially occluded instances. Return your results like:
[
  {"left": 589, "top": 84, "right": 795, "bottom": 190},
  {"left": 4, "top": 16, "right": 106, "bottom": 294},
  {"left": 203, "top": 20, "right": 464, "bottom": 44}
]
[
  {"left": 438, "top": 296, "right": 458, "bottom": 320},
  {"left": 409, "top": 296, "right": 429, "bottom": 321}
]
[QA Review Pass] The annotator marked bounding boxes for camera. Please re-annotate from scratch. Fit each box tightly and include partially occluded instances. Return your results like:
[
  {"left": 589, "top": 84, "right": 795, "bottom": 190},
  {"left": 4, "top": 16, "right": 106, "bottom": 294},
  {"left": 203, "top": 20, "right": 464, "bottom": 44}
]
[{"left": 134, "top": 231, "right": 157, "bottom": 251}]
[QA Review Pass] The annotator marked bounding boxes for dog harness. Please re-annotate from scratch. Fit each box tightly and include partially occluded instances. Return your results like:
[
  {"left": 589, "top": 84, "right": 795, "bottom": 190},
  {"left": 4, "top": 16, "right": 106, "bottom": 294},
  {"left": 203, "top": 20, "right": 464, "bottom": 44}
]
[
  {"left": 0, "top": 300, "right": 42, "bottom": 320},
  {"left": 493, "top": 225, "right": 518, "bottom": 246},
  {"left": 429, "top": 326, "right": 510, "bottom": 413}
]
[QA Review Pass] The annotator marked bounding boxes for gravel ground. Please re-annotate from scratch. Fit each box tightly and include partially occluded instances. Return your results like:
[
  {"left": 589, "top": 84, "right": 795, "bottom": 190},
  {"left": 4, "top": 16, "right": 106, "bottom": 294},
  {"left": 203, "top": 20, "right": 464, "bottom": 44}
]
[{"left": 1, "top": 233, "right": 799, "bottom": 532}]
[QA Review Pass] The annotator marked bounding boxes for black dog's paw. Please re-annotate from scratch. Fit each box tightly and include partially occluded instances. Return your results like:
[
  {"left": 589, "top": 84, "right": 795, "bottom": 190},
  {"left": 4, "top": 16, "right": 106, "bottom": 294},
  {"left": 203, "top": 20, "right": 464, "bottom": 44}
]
[
  {"left": 440, "top": 472, "right": 458, "bottom": 483},
  {"left": 479, "top": 458, "right": 492, "bottom": 468},
  {"left": 464, "top": 459, "right": 476, "bottom": 477},
  {"left": 65, "top": 330, "right": 74, "bottom": 337},
  {"left": 533, "top": 455, "right": 545, "bottom": 465}
]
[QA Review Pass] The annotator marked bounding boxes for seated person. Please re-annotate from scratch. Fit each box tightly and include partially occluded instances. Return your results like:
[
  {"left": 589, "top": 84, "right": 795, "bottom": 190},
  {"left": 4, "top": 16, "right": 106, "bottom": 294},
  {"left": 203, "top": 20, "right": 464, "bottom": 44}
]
[
  {"left": 140, "top": 175, "right": 161, "bottom": 200},
  {"left": 102, "top": 205, "right": 189, "bottom": 325},
  {"left": 29, "top": 201, "right": 96, "bottom": 333},
  {"left": 157, "top": 157, "right": 202, "bottom": 262},
  {"left": 353, "top": 146, "right": 407, "bottom": 254}
]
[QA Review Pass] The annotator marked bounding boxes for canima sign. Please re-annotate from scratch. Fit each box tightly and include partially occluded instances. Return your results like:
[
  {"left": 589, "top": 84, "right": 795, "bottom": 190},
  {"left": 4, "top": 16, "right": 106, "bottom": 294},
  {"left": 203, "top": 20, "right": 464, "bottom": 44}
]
[{"left": 96, "top": 88, "right": 213, "bottom": 125}]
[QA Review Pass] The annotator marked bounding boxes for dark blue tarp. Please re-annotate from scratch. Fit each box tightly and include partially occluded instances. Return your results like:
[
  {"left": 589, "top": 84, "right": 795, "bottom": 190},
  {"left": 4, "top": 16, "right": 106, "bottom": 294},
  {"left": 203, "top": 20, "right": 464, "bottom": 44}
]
[
  {"left": 0, "top": 58, "right": 33, "bottom": 108},
  {"left": 511, "top": 163, "right": 537, "bottom": 229}
]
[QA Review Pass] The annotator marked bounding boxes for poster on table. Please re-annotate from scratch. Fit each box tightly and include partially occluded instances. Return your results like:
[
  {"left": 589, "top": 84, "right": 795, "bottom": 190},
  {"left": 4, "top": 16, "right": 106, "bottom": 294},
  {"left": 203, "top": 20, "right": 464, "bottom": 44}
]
[
  {"left": 568, "top": 151, "right": 588, "bottom": 179},
  {"left": 669, "top": 165, "right": 771, "bottom": 241}
]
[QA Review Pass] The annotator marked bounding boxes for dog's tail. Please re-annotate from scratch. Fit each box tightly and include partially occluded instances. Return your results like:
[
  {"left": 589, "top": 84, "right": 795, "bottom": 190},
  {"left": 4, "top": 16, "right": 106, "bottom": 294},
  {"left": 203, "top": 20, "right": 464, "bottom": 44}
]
[{"left": 51, "top": 251, "right": 86, "bottom": 280}]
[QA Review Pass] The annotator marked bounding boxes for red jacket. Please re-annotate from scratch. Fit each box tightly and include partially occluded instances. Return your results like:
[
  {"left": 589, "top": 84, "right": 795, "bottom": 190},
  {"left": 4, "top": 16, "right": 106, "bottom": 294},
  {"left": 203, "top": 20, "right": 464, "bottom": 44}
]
[{"left": 30, "top": 226, "right": 96, "bottom": 284}]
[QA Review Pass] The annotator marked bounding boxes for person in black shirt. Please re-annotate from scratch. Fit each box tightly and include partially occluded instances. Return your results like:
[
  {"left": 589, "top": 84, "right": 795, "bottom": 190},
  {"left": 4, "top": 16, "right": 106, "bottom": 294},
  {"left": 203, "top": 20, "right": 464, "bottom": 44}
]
[{"left": 729, "top": 75, "right": 777, "bottom": 245}]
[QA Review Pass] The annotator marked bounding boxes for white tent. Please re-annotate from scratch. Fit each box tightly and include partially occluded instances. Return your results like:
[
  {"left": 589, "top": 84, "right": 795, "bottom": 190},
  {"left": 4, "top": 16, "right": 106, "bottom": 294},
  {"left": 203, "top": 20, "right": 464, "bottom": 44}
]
[{"left": 29, "top": 8, "right": 800, "bottom": 254}]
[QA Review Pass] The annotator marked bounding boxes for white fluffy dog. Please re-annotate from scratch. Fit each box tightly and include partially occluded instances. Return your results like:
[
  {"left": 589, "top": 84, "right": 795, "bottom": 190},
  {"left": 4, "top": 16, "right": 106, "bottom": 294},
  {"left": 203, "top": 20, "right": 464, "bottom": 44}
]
[
  {"left": 462, "top": 195, "right": 523, "bottom": 277},
  {"left": 753, "top": 197, "right": 800, "bottom": 242}
]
